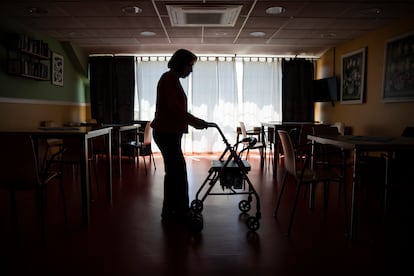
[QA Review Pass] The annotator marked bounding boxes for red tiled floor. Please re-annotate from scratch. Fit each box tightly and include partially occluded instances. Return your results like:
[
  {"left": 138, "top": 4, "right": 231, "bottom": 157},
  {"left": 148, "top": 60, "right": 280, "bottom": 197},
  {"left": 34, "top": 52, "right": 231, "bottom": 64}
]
[{"left": 0, "top": 153, "right": 411, "bottom": 275}]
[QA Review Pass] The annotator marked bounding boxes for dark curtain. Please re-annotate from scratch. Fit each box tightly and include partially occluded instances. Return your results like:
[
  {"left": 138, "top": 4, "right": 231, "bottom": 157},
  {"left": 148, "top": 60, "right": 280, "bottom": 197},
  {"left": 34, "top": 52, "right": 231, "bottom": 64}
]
[
  {"left": 89, "top": 56, "right": 135, "bottom": 124},
  {"left": 282, "top": 59, "right": 314, "bottom": 122}
]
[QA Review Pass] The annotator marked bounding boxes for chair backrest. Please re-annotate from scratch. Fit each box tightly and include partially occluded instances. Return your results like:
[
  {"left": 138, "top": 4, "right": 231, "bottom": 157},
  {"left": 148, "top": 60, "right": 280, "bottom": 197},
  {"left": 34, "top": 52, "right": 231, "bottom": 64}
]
[
  {"left": 312, "top": 125, "right": 339, "bottom": 136},
  {"left": 297, "top": 124, "right": 313, "bottom": 147},
  {"left": 331, "top": 122, "right": 345, "bottom": 135},
  {"left": 401, "top": 126, "right": 414, "bottom": 137},
  {"left": 278, "top": 130, "right": 297, "bottom": 177},
  {"left": 0, "top": 134, "right": 40, "bottom": 188},
  {"left": 239, "top": 122, "right": 248, "bottom": 139},
  {"left": 312, "top": 125, "right": 341, "bottom": 165},
  {"left": 395, "top": 126, "right": 414, "bottom": 165},
  {"left": 143, "top": 121, "right": 152, "bottom": 145},
  {"left": 239, "top": 122, "right": 263, "bottom": 148}
]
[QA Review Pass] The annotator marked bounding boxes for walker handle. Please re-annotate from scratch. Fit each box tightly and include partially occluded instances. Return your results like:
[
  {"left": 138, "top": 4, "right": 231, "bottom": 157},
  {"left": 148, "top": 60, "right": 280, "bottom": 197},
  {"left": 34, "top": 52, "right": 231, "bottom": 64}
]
[
  {"left": 205, "top": 122, "right": 230, "bottom": 148},
  {"left": 206, "top": 122, "right": 218, "bottom": 128}
]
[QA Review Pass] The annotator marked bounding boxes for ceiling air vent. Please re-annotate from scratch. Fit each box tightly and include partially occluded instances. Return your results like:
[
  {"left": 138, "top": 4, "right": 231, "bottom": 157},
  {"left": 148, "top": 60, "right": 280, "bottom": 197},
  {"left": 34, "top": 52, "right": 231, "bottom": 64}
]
[{"left": 166, "top": 5, "right": 242, "bottom": 27}]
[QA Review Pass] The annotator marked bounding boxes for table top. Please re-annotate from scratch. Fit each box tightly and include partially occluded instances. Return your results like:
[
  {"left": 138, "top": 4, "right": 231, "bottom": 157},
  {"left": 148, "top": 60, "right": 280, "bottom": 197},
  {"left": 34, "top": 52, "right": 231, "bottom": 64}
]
[
  {"left": 118, "top": 124, "right": 140, "bottom": 131},
  {"left": 261, "top": 121, "right": 324, "bottom": 127},
  {"left": 0, "top": 125, "right": 113, "bottom": 137},
  {"left": 307, "top": 134, "right": 414, "bottom": 151}
]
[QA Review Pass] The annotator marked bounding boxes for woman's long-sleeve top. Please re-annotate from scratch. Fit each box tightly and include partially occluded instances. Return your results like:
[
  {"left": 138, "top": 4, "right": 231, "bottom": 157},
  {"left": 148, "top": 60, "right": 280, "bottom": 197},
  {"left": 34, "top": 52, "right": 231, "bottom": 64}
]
[{"left": 151, "top": 70, "right": 203, "bottom": 134}]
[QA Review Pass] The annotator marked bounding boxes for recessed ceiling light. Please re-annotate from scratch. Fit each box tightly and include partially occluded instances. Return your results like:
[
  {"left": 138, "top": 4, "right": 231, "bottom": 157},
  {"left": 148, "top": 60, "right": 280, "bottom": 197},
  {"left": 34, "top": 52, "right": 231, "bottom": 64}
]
[
  {"left": 266, "top": 6, "right": 286, "bottom": 15},
  {"left": 122, "top": 6, "right": 142, "bottom": 14},
  {"left": 214, "top": 32, "right": 228, "bottom": 36},
  {"left": 140, "top": 31, "right": 156, "bottom": 37},
  {"left": 360, "top": 7, "right": 382, "bottom": 15},
  {"left": 250, "top": 31, "right": 266, "bottom": 37},
  {"left": 28, "top": 7, "right": 48, "bottom": 15},
  {"left": 321, "top": 33, "right": 337, "bottom": 38}
]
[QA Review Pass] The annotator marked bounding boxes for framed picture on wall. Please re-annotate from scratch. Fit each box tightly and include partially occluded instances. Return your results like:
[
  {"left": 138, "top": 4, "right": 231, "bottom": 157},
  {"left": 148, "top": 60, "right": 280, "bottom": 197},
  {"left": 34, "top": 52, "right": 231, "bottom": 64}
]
[
  {"left": 382, "top": 32, "right": 414, "bottom": 102},
  {"left": 51, "top": 52, "right": 64, "bottom": 86},
  {"left": 340, "top": 48, "right": 366, "bottom": 104}
]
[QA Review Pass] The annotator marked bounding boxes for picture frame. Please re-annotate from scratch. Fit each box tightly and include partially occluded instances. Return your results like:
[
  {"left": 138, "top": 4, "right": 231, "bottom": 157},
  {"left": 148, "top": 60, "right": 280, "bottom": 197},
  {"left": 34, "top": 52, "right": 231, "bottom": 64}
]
[
  {"left": 51, "top": 52, "right": 64, "bottom": 86},
  {"left": 340, "top": 48, "right": 366, "bottom": 104},
  {"left": 382, "top": 32, "right": 414, "bottom": 102}
]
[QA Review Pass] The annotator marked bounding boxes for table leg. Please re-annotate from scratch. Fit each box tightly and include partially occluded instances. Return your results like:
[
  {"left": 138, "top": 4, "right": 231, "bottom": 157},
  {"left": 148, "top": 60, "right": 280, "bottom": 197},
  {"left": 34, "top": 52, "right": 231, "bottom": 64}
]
[
  {"left": 383, "top": 150, "right": 393, "bottom": 213},
  {"left": 273, "top": 127, "right": 279, "bottom": 178},
  {"left": 342, "top": 149, "right": 349, "bottom": 237},
  {"left": 309, "top": 139, "right": 315, "bottom": 209},
  {"left": 260, "top": 126, "right": 265, "bottom": 169},
  {"left": 118, "top": 129, "right": 122, "bottom": 176},
  {"left": 349, "top": 148, "right": 360, "bottom": 240},
  {"left": 80, "top": 136, "right": 90, "bottom": 225},
  {"left": 106, "top": 131, "right": 112, "bottom": 201}
]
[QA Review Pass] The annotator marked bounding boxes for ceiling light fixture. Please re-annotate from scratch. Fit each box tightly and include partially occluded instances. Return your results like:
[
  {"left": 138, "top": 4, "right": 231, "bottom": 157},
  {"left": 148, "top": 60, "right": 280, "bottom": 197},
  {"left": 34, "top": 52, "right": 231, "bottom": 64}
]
[
  {"left": 214, "top": 32, "right": 228, "bottom": 36},
  {"left": 140, "top": 31, "right": 156, "bottom": 37},
  {"left": 320, "top": 33, "right": 337, "bottom": 38},
  {"left": 265, "top": 6, "right": 286, "bottom": 15},
  {"left": 250, "top": 31, "right": 266, "bottom": 37},
  {"left": 360, "top": 7, "right": 382, "bottom": 15},
  {"left": 28, "top": 7, "right": 48, "bottom": 15},
  {"left": 122, "top": 6, "right": 142, "bottom": 14}
]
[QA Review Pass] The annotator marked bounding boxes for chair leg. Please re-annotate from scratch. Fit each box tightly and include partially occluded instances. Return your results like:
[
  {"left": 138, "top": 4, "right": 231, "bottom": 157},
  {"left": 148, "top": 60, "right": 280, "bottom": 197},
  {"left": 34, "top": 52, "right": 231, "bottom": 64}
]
[
  {"left": 150, "top": 152, "right": 156, "bottom": 170},
  {"left": 267, "top": 145, "right": 273, "bottom": 168},
  {"left": 342, "top": 177, "right": 349, "bottom": 238},
  {"left": 88, "top": 160, "right": 95, "bottom": 201},
  {"left": 274, "top": 172, "right": 288, "bottom": 217},
  {"left": 91, "top": 155, "right": 99, "bottom": 192},
  {"left": 142, "top": 155, "right": 148, "bottom": 175},
  {"left": 260, "top": 147, "right": 266, "bottom": 167},
  {"left": 59, "top": 173, "right": 68, "bottom": 224}
]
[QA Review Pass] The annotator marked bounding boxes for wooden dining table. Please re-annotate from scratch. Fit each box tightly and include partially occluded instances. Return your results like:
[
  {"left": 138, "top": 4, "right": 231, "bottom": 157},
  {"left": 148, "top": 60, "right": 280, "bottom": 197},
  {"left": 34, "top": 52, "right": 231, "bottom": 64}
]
[
  {"left": 307, "top": 134, "right": 414, "bottom": 240},
  {"left": 0, "top": 125, "right": 113, "bottom": 225}
]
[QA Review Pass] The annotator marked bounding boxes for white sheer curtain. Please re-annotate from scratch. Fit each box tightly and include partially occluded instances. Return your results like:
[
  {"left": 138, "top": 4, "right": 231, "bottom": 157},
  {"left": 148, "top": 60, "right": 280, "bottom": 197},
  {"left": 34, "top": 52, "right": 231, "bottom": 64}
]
[
  {"left": 135, "top": 57, "right": 167, "bottom": 120},
  {"left": 240, "top": 57, "right": 282, "bottom": 130},
  {"left": 190, "top": 57, "right": 238, "bottom": 153},
  {"left": 134, "top": 56, "right": 282, "bottom": 153}
]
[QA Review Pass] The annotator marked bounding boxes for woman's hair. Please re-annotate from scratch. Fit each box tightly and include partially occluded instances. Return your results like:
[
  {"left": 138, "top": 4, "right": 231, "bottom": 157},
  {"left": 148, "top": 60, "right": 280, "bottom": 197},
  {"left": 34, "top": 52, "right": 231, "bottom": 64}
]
[{"left": 168, "top": 49, "right": 197, "bottom": 73}]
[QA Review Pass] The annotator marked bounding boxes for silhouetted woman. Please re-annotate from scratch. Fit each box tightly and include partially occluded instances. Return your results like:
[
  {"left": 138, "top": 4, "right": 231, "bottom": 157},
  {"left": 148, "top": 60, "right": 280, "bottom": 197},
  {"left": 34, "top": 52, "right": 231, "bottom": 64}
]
[{"left": 151, "top": 49, "right": 209, "bottom": 223}]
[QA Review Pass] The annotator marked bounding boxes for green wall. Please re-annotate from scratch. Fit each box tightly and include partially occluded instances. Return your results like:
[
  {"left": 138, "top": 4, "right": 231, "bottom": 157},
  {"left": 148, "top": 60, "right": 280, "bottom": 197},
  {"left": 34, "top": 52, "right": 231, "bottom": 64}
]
[{"left": 0, "top": 18, "right": 89, "bottom": 104}]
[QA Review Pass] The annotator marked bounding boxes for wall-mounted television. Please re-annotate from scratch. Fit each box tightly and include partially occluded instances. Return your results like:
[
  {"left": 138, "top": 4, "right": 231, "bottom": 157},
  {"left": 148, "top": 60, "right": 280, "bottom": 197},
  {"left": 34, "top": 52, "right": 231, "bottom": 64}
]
[{"left": 312, "top": 76, "right": 339, "bottom": 103}]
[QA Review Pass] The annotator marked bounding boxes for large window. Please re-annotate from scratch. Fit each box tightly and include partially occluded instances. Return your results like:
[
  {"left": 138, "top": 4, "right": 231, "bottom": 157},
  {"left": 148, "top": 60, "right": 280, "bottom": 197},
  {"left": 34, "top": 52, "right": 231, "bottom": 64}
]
[{"left": 134, "top": 56, "right": 282, "bottom": 153}]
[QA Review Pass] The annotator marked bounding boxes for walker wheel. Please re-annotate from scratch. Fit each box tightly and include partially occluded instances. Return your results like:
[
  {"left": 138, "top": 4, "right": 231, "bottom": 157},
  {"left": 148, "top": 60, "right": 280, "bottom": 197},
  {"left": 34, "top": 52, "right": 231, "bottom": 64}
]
[
  {"left": 246, "top": 216, "right": 260, "bottom": 231},
  {"left": 238, "top": 200, "right": 251, "bottom": 213},
  {"left": 188, "top": 212, "right": 203, "bottom": 233},
  {"left": 191, "top": 199, "right": 203, "bottom": 213}
]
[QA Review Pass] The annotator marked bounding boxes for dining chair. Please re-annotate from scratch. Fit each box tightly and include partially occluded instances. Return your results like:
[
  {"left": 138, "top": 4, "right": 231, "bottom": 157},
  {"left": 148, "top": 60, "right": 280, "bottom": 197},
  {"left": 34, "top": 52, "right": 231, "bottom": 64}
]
[
  {"left": 43, "top": 136, "right": 100, "bottom": 201},
  {"left": 331, "top": 122, "right": 345, "bottom": 136},
  {"left": 394, "top": 126, "right": 414, "bottom": 185},
  {"left": 310, "top": 125, "right": 352, "bottom": 205},
  {"left": 126, "top": 121, "right": 156, "bottom": 175},
  {"left": 238, "top": 122, "right": 266, "bottom": 161},
  {"left": 311, "top": 125, "right": 343, "bottom": 168},
  {"left": 139, "top": 121, "right": 156, "bottom": 174},
  {"left": 0, "top": 134, "right": 68, "bottom": 238},
  {"left": 274, "top": 130, "right": 348, "bottom": 237},
  {"left": 276, "top": 124, "right": 311, "bottom": 170},
  {"left": 378, "top": 126, "right": 414, "bottom": 205}
]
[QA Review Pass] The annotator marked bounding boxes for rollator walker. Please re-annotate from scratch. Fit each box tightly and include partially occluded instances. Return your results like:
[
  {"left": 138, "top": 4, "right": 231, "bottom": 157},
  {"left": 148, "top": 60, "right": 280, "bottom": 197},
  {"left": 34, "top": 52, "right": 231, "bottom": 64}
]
[{"left": 190, "top": 122, "right": 261, "bottom": 232}]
